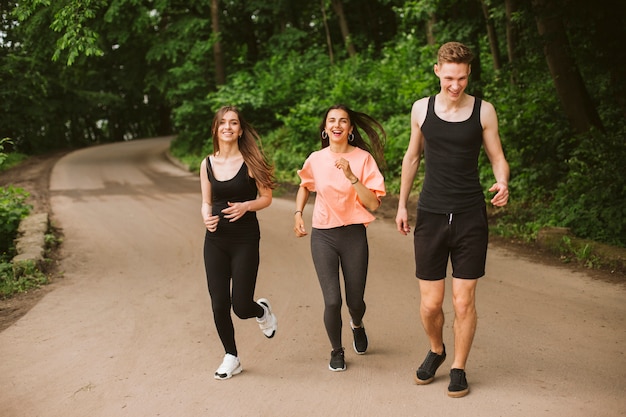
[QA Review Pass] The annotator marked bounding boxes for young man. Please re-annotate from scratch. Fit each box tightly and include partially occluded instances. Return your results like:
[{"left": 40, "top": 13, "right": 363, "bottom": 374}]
[{"left": 395, "top": 42, "right": 510, "bottom": 398}]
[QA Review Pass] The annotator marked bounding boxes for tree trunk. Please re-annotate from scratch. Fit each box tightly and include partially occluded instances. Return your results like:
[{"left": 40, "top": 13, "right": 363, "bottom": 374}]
[
  {"left": 426, "top": 13, "right": 436, "bottom": 46},
  {"left": 321, "top": 0, "right": 334, "bottom": 64},
  {"left": 505, "top": 0, "right": 520, "bottom": 84},
  {"left": 532, "top": 0, "right": 604, "bottom": 133},
  {"left": 469, "top": 29, "right": 483, "bottom": 99},
  {"left": 157, "top": 104, "right": 172, "bottom": 136},
  {"left": 480, "top": 0, "right": 502, "bottom": 70},
  {"left": 210, "top": 0, "right": 225, "bottom": 86},
  {"left": 331, "top": 0, "right": 356, "bottom": 57},
  {"left": 505, "top": 0, "right": 519, "bottom": 65}
]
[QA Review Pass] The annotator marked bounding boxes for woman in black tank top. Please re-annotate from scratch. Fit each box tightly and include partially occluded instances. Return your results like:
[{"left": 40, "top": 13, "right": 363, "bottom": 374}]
[{"left": 199, "top": 106, "right": 277, "bottom": 380}]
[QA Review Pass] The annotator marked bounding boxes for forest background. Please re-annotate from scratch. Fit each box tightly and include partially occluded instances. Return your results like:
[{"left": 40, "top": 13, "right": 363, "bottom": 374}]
[{"left": 1, "top": 0, "right": 625, "bottom": 253}]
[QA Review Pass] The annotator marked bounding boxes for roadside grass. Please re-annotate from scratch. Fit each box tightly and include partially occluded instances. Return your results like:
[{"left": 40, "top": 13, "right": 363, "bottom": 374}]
[
  {"left": 0, "top": 227, "right": 62, "bottom": 299},
  {"left": 0, "top": 259, "right": 48, "bottom": 298}
]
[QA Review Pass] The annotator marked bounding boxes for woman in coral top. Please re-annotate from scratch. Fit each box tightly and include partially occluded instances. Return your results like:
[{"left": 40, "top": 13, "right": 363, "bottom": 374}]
[{"left": 293, "top": 104, "right": 386, "bottom": 372}]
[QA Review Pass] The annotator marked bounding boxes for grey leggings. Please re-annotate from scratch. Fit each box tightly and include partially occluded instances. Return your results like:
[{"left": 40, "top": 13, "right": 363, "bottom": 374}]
[{"left": 311, "top": 224, "right": 369, "bottom": 350}]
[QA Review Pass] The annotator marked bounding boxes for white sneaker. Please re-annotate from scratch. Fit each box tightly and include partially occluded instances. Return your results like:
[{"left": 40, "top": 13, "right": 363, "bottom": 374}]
[
  {"left": 256, "top": 298, "right": 277, "bottom": 338},
  {"left": 214, "top": 354, "right": 242, "bottom": 380}
]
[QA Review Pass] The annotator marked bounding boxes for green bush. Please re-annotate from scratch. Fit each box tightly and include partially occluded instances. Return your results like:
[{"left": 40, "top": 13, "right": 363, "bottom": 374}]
[
  {"left": 0, "top": 186, "right": 32, "bottom": 254},
  {"left": 548, "top": 128, "right": 626, "bottom": 246},
  {"left": 0, "top": 152, "right": 28, "bottom": 170},
  {"left": 381, "top": 114, "right": 413, "bottom": 195}
]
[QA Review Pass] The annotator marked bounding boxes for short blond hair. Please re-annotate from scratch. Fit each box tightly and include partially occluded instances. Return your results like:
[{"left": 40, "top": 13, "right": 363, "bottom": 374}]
[{"left": 437, "top": 42, "right": 474, "bottom": 66}]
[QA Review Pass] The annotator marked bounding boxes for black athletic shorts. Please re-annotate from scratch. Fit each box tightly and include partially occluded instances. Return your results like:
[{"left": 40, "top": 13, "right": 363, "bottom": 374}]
[{"left": 413, "top": 206, "right": 488, "bottom": 280}]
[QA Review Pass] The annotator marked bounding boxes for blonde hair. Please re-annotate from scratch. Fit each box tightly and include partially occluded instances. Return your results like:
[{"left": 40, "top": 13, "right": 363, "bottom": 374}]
[{"left": 437, "top": 42, "right": 474, "bottom": 66}]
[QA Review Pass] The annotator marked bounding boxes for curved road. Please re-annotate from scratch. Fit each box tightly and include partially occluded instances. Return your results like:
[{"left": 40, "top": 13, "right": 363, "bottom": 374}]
[{"left": 1, "top": 137, "right": 624, "bottom": 417}]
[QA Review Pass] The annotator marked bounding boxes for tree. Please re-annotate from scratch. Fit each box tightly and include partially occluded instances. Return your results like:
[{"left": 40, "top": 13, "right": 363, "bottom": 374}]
[
  {"left": 210, "top": 0, "right": 225, "bottom": 85},
  {"left": 4, "top": 0, "right": 173, "bottom": 149},
  {"left": 531, "top": 0, "right": 604, "bottom": 133},
  {"left": 330, "top": 0, "right": 356, "bottom": 57},
  {"left": 504, "top": 0, "right": 520, "bottom": 83},
  {"left": 13, "top": 0, "right": 107, "bottom": 66},
  {"left": 320, "top": 0, "right": 335, "bottom": 64},
  {"left": 480, "top": 0, "right": 502, "bottom": 70}
]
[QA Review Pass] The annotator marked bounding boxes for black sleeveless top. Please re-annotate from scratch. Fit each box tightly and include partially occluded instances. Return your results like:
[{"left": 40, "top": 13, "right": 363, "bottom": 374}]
[
  {"left": 418, "top": 95, "right": 485, "bottom": 213},
  {"left": 205, "top": 157, "right": 260, "bottom": 242}
]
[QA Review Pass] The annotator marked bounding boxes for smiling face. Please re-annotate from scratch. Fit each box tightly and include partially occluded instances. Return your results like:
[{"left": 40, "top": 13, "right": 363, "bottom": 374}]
[
  {"left": 434, "top": 62, "right": 471, "bottom": 101},
  {"left": 217, "top": 110, "right": 242, "bottom": 143},
  {"left": 324, "top": 109, "right": 353, "bottom": 145}
]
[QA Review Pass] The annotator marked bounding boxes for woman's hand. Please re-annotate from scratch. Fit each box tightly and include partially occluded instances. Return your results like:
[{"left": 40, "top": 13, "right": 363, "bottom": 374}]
[
  {"left": 336, "top": 157, "right": 380, "bottom": 211},
  {"left": 204, "top": 214, "right": 220, "bottom": 232},
  {"left": 222, "top": 201, "right": 250, "bottom": 222},
  {"left": 294, "top": 213, "right": 307, "bottom": 237},
  {"left": 335, "top": 157, "right": 358, "bottom": 184}
]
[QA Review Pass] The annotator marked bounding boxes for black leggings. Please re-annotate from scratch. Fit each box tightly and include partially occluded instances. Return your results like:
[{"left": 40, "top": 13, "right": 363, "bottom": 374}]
[
  {"left": 204, "top": 235, "right": 264, "bottom": 356},
  {"left": 311, "top": 224, "right": 369, "bottom": 350}
]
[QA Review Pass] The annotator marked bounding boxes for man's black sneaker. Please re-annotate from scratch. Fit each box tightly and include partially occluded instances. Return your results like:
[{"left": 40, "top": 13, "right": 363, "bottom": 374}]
[
  {"left": 448, "top": 368, "right": 469, "bottom": 398},
  {"left": 329, "top": 347, "right": 346, "bottom": 372},
  {"left": 351, "top": 321, "right": 368, "bottom": 354},
  {"left": 414, "top": 344, "right": 446, "bottom": 385}
]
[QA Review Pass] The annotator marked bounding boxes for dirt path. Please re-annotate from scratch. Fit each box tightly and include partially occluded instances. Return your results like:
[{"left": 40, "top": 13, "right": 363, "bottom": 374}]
[{"left": 1, "top": 138, "right": 624, "bottom": 417}]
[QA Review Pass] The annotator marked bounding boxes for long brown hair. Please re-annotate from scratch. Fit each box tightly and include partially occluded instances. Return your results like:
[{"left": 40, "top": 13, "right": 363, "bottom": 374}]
[
  {"left": 211, "top": 106, "right": 276, "bottom": 190},
  {"left": 318, "top": 104, "right": 387, "bottom": 171}
]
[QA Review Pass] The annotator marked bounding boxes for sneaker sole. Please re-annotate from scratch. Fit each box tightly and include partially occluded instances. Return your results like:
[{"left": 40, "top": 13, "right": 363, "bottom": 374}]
[
  {"left": 414, "top": 347, "right": 446, "bottom": 385},
  {"left": 414, "top": 373, "right": 435, "bottom": 385},
  {"left": 447, "top": 387, "right": 469, "bottom": 398},
  {"left": 328, "top": 365, "right": 346, "bottom": 372},
  {"left": 353, "top": 342, "right": 366, "bottom": 355},
  {"left": 214, "top": 364, "right": 243, "bottom": 380}
]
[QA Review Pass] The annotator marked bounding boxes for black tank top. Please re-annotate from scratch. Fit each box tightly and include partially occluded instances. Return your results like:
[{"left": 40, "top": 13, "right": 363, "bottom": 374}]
[
  {"left": 418, "top": 95, "right": 485, "bottom": 213},
  {"left": 205, "top": 157, "right": 260, "bottom": 241}
]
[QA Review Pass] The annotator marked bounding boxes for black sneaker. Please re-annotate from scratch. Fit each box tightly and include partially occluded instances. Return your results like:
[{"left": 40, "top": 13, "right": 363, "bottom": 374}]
[
  {"left": 329, "top": 348, "right": 346, "bottom": 372},
  {"left": 351, "top": 321, "right": 368, "bottom": 354},
  {"left": 448, "top": 368, "right": 469, "bottom": 398},
  {"left": 414, "top": 344, "right": 446, "bottom": 385}
]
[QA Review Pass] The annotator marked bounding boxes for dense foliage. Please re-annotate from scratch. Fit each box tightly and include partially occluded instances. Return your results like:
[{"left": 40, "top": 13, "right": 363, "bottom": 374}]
[
  {"left": 0, "top": 138, "right": 47, "bottom": 298},
  {"left": 0, "top": 139, "right": 31, "bottom": 255},
  {"left": 0, "top": 185, "right": 31, "bottom": 255},
  {"left": 1, "top": 0, "right": 624, "bottom": 247}
]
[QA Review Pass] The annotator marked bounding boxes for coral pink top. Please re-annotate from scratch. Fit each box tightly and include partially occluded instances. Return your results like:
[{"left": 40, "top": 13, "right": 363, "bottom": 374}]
[{"left": 298, "top": 147, "right": 386, "bottom": 229}]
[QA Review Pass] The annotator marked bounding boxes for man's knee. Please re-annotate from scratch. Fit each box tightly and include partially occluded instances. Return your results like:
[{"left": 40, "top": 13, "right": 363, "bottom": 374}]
[
  {"left": 419, "top": 280, "right": 445, "bottom": 315},
  {"left": 452, "top": 278, "right": 477, "bottom": 310},
  {"left": 452, "top": 290, "right": 476, "bottom": 318},
  {"left": 420, "top": 295, "right": 444, "bottom": 317}
]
